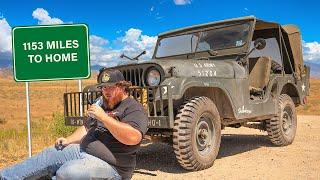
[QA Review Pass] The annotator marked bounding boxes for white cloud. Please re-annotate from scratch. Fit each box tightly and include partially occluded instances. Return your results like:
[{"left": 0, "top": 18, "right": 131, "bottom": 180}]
[
  {"left": 0, "top": 18, "right": 12, "bottom": 53},
  {"left": 0, "top": 9, "right": 158, "bottom": 68},
  {"left": 32, "top": 8, "right": 63, "bottom": 25},
  {"left": 90, "top": 28, "right": 157, "bottom": 67},
  {"left": 3, "top": 6, "right": 320, "bottom": 68},
  {"left": 174, "top": 0, "right": 192, "bottom": 5},
  {"left": 89, "top": 39, "right": 121, "bottom": 67},
  {"left": 122, "top": 28, "right": 142, "bottom": 43},
  {"left": 156, "top": 16, "right": 164, "bottom": 20},
  {"left": 121, "top": 28, "right": 157, "bottom": 60},
  {"left": 149, "top": 6, "right": 164, "bottom": 20},
  {"left": 90, "top": 35, "right": 109, "bottom": 46},
  {"left": 303, "top": 41, "right": 320, "bottom": 63}
]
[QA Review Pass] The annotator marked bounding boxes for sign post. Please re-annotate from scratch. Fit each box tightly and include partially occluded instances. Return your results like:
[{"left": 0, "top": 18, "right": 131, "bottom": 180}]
[
  {"left": 12, "top": 24, "right": 90, "bottom": 157},
  {"left": 25, "top": 82, "right": 32, "bottom": 157},
  {"left": 78, "top": 80, "right": 83, "bottom": 116}
]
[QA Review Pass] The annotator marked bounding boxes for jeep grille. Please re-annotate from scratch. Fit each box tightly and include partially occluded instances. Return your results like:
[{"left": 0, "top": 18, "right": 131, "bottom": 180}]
[{"left": 119, "top": 68, "right": 144, "bottom": 86}]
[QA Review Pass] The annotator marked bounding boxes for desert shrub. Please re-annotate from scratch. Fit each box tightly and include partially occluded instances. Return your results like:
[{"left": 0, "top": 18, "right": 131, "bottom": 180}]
[{"left": 0, "top": 116, "right": 7, "bottom": 125}]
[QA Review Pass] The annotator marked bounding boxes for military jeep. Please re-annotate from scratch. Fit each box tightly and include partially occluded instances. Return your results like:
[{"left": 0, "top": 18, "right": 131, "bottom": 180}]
[{"left": 63, "top": 16, "right": 310, "bottom": 171}]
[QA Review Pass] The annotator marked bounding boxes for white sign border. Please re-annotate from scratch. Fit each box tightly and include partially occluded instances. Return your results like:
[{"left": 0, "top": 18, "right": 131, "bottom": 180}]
[{"left": 12, "top": 23, "right": 91, "bottom": 82}]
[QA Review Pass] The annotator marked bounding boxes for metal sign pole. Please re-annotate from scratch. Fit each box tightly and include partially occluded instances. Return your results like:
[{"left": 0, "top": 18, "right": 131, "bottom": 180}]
[
  {"left": 78, "top": 80, "right": 83, "bottom": 116},
  {"left": 25, "top": 82, "right": 32, "bottom": 157}
]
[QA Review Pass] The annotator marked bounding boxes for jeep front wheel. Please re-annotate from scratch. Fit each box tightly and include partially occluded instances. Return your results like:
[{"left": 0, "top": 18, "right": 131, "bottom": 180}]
[
  {"left": 266, "top": 94, "right": 297, "bottom": 146},
  {"left": 173, "top": 96, "right": 221, "bottom": 170}
]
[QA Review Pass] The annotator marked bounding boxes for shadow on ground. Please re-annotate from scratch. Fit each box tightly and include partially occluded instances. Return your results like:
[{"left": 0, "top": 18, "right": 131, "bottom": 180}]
[{"left": 134, "top": 134, "right": 273, "bottom": 176}]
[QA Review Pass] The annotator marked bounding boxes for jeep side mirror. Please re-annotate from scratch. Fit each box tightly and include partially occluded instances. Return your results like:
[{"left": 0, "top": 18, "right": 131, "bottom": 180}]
[{"left": 254, "top": 38, "right": 266, "bottom": 50}]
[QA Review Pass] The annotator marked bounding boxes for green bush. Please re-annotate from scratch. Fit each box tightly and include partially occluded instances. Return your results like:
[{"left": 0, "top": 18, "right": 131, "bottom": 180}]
[{"left": 51, "top": 112, "right": 77, "bottom": 138}]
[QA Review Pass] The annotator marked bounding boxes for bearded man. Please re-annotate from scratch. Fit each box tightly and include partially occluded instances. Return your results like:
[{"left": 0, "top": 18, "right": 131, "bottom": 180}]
[{"left": 0, "top": 70, "right": 148, "bottom": 180}]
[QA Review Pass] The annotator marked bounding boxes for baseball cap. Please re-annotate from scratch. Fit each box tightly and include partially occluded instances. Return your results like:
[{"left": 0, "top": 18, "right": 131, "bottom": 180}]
[{"left": 97, "top": 69, "right": 125, "bottom": 88}]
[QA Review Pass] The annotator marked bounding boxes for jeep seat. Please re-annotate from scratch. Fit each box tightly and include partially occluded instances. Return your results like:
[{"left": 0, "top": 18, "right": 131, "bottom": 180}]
[{"left": 249, "top": 56, "right": 272, "bottom": 93}]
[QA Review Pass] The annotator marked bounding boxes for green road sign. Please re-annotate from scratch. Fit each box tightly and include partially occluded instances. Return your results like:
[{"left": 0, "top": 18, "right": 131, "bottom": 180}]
[{"left": 12, "top": 24, "right": 90, "bottom": 82}]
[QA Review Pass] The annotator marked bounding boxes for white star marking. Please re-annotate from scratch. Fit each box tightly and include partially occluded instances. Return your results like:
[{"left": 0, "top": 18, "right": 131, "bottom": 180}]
[
  {"left": 163, "top": 87, "right": 167, "bottom": 94},
  {"left": 302, "top": 83, "right": 306, "bottom": 92}
]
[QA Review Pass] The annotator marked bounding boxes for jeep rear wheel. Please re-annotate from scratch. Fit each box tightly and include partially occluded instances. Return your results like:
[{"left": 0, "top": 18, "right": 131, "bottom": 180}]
[
  {"left": 173, "top": 96, "right": 221, "bottom": 170},
  {"left": 266, "top": 94, "right": 297, "bottom": 146}
]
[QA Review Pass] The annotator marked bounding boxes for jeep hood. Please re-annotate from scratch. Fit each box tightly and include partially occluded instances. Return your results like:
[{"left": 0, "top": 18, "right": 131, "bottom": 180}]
[{"left": 113, "top": 58, "right": 246, "bottom": 79}]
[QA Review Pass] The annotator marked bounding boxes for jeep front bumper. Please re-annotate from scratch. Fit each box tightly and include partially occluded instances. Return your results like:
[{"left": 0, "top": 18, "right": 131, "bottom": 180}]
[{"left": 63, "top": 85, "right": 174, "bottom": 129}]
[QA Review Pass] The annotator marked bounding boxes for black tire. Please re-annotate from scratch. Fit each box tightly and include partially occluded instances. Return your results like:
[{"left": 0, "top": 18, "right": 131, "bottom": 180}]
[
  {"left": 266, "top": 94, "right": 297, "bottom": 146},
  {"left": 173, "top": 96, "right": 221, "bottom": 170}
]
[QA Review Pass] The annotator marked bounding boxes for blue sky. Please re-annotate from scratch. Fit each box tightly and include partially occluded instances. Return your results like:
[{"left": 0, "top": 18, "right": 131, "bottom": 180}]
[{"left": 1, "top": 0, "right": 320, "bottom": 67}]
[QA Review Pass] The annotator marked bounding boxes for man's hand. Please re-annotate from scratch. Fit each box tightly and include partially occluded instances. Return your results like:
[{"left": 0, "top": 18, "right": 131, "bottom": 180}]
[
  {"left": 55, "top": 137, "right": 69, "bottom": 146},
  {"left": 54, "top": 126, "right": 87, "bottom": 147},
  {"left": 87, "top": 104, "right": 108, "bottom": 121}
]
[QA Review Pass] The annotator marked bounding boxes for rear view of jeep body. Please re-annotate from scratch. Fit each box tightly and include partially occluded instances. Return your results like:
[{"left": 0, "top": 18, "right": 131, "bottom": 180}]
[{"left": 63, "top": 16, "right": 310, "bottom": 170}]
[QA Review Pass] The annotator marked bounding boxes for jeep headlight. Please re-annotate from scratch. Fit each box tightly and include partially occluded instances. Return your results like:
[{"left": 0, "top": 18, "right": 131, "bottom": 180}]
[{"left": 146, "top": 69, "right": 161, "bottom": 86}]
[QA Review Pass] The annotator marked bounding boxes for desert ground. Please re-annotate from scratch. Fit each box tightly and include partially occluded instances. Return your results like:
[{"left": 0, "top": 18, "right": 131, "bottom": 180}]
[
  {"left": 133, "top": 115, "right": 320, "bottom": 180},
  {"left": 0, "top": 77, "right": 319, "bottom": 179}
]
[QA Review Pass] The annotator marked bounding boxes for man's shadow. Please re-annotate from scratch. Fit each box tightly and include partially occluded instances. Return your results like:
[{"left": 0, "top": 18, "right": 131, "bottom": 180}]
[{"left": 134, "top": 133, "right": 273, "bottom": 176}]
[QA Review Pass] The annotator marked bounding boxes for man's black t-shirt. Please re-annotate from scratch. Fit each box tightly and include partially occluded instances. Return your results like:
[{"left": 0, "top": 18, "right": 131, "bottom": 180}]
[{"left": 80, "top": 97, "right": 148, "bottom": 179}]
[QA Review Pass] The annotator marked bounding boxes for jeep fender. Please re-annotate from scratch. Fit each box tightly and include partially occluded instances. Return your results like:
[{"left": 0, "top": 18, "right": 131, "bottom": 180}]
[
  {"left": 160, "top": 77, "right": 236, "bottom": 119},
  {"left": 279, "top": 81, "right": 302, "bottom": 105}
]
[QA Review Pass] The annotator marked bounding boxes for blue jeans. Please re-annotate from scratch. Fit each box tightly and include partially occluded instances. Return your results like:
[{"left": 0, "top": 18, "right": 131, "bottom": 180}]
[{"left": 0, "top": 144, "right": 121, "bottom": 180}]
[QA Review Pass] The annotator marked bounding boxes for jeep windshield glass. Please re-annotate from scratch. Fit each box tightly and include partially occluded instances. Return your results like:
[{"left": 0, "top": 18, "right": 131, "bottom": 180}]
[
  {"left": 155, "top": 33, "right": 199, "bottom": 58},
  {"left": 155, "top": 23, "right": 250, "bottom": 58}
]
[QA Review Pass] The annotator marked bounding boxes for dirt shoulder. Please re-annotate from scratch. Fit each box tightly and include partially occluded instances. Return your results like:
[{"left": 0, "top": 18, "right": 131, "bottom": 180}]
[{"left": 133, "top": 115, "right": 320, "bottom": 180}]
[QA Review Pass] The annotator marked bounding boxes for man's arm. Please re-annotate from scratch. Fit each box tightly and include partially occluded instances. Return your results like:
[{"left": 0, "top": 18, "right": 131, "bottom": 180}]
[
  {"left": 56, "top": 126, "right": 87, "bottom": 146},
  {"left": 88, "top": 105, "right": 142, "bottom": 145},
  {"left": 66, "top": 126, "right": 88, "bottom": 144},
  {"left": 100, "top": 116, "right": 142, "bottom": 145}
]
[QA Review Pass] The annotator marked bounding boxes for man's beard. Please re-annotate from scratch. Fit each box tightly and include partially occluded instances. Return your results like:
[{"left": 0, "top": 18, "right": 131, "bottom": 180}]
[{"left": 103, "top": 91, "right": 123, "bottom": 110}]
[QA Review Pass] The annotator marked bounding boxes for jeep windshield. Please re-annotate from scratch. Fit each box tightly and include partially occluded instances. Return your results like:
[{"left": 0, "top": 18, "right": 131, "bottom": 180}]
[{"left": 155, "top": 23, "right": 250, "bottom": 58}]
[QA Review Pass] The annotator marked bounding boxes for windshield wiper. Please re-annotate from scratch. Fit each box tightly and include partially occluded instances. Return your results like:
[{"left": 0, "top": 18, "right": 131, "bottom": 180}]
[
  {"left": 133, "top": 50, "right": 146, "bottom": 60},
  {"left": 206, "top": 49, "right": 218, "bottom": 56},
  {"left": 120, "top": 54, "right": 133, "bottom": 61},
  {"left": 194, "top": 50, "right": 218, "bottom": 60}
]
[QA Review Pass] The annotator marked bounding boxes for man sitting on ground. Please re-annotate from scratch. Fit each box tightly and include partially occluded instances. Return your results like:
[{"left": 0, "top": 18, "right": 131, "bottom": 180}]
[{"left": 0, "top": 69, "right": 148, "bottom": 180}]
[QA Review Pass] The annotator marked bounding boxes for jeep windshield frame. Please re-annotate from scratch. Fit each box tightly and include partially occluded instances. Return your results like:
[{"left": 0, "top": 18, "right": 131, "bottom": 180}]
[{"left": 154, "top": 22, "right": 252, "bottom": 59}]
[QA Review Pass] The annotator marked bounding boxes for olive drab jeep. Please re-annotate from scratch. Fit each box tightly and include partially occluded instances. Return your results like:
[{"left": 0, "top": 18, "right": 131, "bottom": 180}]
[{"left": 63, "top": 16, "right": 310, "bottom": 170}]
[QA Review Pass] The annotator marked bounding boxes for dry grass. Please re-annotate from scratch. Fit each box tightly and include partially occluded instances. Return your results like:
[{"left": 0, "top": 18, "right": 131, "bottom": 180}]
[
  {"left": 0, "top": 77, "right": 319, "bottom": 169},
  {"left": 0, "top": 77, "right": 96, "bottom": 129},
  {"left": 0, "top": 76, "right": 96, "bottom": 169}
]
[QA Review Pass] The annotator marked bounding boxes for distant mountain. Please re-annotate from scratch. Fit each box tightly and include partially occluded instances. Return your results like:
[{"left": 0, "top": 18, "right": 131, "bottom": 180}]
[
  {"left": 0, "top": 60, "right": 11, "bottom": 68},
  {"left": 1, "top": 58, "right": 319, "bottom": 79},
  {"left": 0, "top": 52, "right": 12, "bottom": 68},
  {"left": 305, "top": 62, "right": 320, "bottom": 78},
  {"left": 0, "top": 67, "right": 13, "bottom": 79},
  {"left": 91, "top": 64, "right": 104, "bottom": 71}
]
